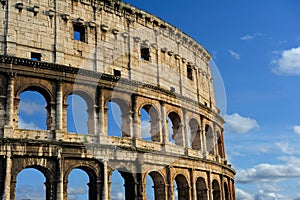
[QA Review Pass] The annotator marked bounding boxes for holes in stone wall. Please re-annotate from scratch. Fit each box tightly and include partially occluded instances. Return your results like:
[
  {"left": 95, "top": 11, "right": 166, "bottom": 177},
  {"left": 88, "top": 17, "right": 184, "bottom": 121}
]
[
  {"left": 31, "top": 52, "right": 41, "bottom": 61},
  {"left": 141, "top": 46, "right": 151, "bottom": 61},
  {"left": 187, "top": 65, "right": 193, "bottom": 80},
  {"left": 73, "top": 23, "right": 86, "bottom": 42}
]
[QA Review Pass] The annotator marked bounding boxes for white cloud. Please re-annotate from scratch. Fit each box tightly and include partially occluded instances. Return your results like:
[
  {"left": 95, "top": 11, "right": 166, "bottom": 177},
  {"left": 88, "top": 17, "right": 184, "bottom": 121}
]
[
  {"left": 229, "top": 50, "right": 240, "bottom": 60},
  {"left": 18, "top": 116, "right": 41, "bottom": 130},
  {"left": 140, "top": 120, "right": 151, "bottom": 139},
  {"left": 275, "top": 140, "right": 294, "bottom": 154},
  {"left": 225, "top": 113, "right": 259, "bottom": 134},
  {"left": 241, "top": 34, "right": 255, "bottom": 41},
  {"left": 19, "top": 101, "right": 46, "bottom": 115},
  {"left": 236, "top": 160, "right": 300, "bottom": 183},
  {"left": 16, "top": 184, "right": 45, "bottom": 200},
  {"left": 272, "top": 46, "right": 300, "bottom": 75},
  {"left": 254, "top": 190, "right": 287, "bottom": 200},
  {"left": 236, "top": 188, "right": 254, "bottom": 200},
  {"left": 294, "top": 125, "right": 300, "bottom": 135}
]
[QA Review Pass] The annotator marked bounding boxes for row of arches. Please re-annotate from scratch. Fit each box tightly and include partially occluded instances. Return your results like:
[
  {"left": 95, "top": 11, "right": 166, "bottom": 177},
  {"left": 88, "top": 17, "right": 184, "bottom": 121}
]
[
  {"left": 9, "top": 82, "right": 225, "bottom": 157},
  {"left": 14, "top": 166, "right": 233, "bottom": 200},
  {"left": 18, "top": 88, "right": 224, "bottom": 155}
]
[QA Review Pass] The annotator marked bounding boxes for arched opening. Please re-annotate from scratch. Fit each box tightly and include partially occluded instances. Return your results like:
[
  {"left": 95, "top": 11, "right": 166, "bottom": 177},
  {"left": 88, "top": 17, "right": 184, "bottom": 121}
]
[
  {"left": 212, "top": 180, "right": 220, "bottom": 200},
  {"left": 66, "top": 94, "right": 89, "bottom": 134},
  {"left": 174, "top": 174, "right": 189, "bottom": 200},
  {"left": 110, "top": 170, "right": 135, "bottom": 200},
  {"left": 68, "top": 169, "right": 89, "bottom": 200},
  {"left": 168, "top": 112, "right": 183, "bottom": 146},
  {"left": 196, "top": 177, "right": 207, "bottom": 200},
  {"left": 140, "top": 105, "right": 160, "bottom": 142},
  {"left": 224, "top": 182, "right": 230, "bottom": 200},
  {"left": 188, "top": 119, "right": 201, "bottom": 150},
  {"left": 18, "top": 90, "right": 47, "bottom": 130},
  {"left": 205, "top": 125, "right": 214, "bottom": 155},
  {"left": 107, "top": 99, "right": 130, "bottom": 137},
  {"left": 146, "top": 171, "right": 165, "bottom": 200},
  {"left": 217, "top": 131, "right": 224, "bottom": 158},
  {"left": 16, "top": 168, "right": 46, "bottom": 200}
]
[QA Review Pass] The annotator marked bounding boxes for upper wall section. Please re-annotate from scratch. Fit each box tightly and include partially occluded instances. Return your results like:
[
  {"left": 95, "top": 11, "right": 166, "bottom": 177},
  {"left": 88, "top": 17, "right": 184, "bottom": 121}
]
[{"left": 0, "top": 0, "right": 218, "bottom": 113}]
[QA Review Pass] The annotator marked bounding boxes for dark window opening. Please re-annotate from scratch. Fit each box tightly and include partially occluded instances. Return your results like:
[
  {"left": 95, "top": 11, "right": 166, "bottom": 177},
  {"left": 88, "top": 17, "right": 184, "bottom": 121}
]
[
  {"left": 114, "top": 69, "right": 121, "bottom": 77},
  {"left": 170, "top": 87, "right": 175, "bottom": 93},
  {"left": 141, "top": 47, "right": 151, "bottom": 61},
  {"left": 73, "top": 24, "right": 86, "bottom": 42},
  {"left": 31, "top": 52, "right": 41, "bottom": 61},
  {"left": 187, "top": 65, "right": 193, "bottom": 80}
]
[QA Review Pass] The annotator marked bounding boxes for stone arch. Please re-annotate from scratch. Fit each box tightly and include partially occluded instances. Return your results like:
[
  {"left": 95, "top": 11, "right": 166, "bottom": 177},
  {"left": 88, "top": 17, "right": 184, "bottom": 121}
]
[
  {"left": 174, "top": 174, "right": 190, "bottom": 200},
  {"left": 139, "top": 104, "right": 161, "bottom": 142},
  {"left": 224, "top": 182, "right": 230, "bottom": 200},
  {"left": 63, "top": 90, "right": 96, "bottom": 134},
  {"left": 188, "top": 118, "right": 201, "bottom": 150},
  {"left": 147, "top": 170, "right": 166, "bottom": 200},
  {"left": 13, "top": 164, "right": 55, "bottom": 200},
  {"left": 106, "top": 97, "right": 131, "bottom": 137},
  {"left": 16, "top": 85, "right": 53, "bottom": 130},
  {"left": 212, "top": 179, "right": 221, "bottom": 200},
  {"left": 109, "top": 169, "right": 136, "bottom": 200},
  {"left": 168, "top": 111, "right": 183, "bottom": 146},
  {"left": 205, "top": 124, "right": 214, "bottom": 155},
  {"left": 64, "top": 164, "right": 99, "bottom": 200},
  {"left": 196, "top": 177, "right": 207, "bottom": 200}
]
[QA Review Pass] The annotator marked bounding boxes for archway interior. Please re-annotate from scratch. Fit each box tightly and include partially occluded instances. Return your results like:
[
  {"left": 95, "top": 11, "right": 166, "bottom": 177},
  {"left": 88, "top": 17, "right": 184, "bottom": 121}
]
[
  {"left": 212, "top": 180, "right": 221, "bottom": 200},
  {"left": 67, "top": 94, "right": 88, "bottom": 134},
  {"left": 168, "top": 112, "right": 182, "bottom": 146},
  {"left": 107, "top": 101, "right": 122, "bottom": 136},
  {"left": 18, "top": 91, "right": 47, "bottom": 130},
  {"left": 145, "top": 175, "right": 154, "bottom": 199},
  {"left": 174, "top": 174, "right": 189, "bottom": 200},
  {"left": 110, "top": 170, "right": 125, "bottom": 200},
  {"left": 188, "top": 119, "right": 201, "bottom": 150},
  {"left": 68, "top": 168, "right": 89, "bottom": 200},
  {"left": 196, "top": 177, "right": 207, "bottom": 200},
  {"left": 205, "top": 125, "right": 214, "bottom": 155},
  {"left": 140, "top": 107, "right": 151, "bottom": 141},
  {"left": 16, "top": 168, "right": 46, "bottom": 200}
]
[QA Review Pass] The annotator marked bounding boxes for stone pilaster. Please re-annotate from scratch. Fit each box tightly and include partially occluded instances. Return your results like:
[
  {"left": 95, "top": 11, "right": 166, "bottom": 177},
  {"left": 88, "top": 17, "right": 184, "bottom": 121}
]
[{"left": 4, "top": 73, "right": 15, "bottom": 138}]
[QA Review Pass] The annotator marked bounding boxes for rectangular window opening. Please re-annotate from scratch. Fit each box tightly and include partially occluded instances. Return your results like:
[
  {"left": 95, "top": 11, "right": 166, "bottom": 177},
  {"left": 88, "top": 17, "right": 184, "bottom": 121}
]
[
  {"left": 31, "top": 52, "right": 42, "bottom": 61},
  {"left": 141, "top": 47, "right": 151, "bottom": 61},
  {"left": 114, "top": 69, "right": 121, "bottom": 77},
  {"left": 73, "top": 24, "right": 86, "bottom": 42},
  {"left": 187, "top": 65, "right": 193, "bottom": 80}
]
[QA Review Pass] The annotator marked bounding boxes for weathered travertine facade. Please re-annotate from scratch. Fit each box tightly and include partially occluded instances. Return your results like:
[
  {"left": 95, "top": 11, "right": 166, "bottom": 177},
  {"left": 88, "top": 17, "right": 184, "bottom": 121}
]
[{"left": 0, "top": 0, "right": 235, "bottom": 199}]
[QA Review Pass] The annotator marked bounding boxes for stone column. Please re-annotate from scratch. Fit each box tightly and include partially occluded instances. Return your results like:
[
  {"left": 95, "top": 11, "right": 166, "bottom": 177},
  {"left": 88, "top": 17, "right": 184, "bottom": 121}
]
[
  {"left": 56, "top": 82, "right": 63, "bottom": 140},
  {"left": 189, "top": 169, "right": 196, "bottom": 200},
  {"left": 98, "top": 87, "right": 104, "bottom": 138},
  {"left": 2, "top": 147, "right": 12, "bottom": 200},
  {"left": 131, "top": 94, "right": 140, "bottom": 139},
  {"left": 102, "top": 160, "right": 108, "bottom": 200},
  {"left": 160, "top": 101, "right": 167, "bottom": 145},
  {"left": 201, "top": 117, "right": 207, "bottom": 156},
  {"left": 182, "top": 108, "right": 189, "bottom": 150},
  {"left": 207, "top": 171, "right": 212, "bottom": 200},
  {"left": 166, "top": 166, "right": 172, "bottom": 200},
  {"left": 56, "top": 153, "right": 64, "bottom": 200},
  {"left": 4, "top": 73, "right": 15, "bottom": 138}
]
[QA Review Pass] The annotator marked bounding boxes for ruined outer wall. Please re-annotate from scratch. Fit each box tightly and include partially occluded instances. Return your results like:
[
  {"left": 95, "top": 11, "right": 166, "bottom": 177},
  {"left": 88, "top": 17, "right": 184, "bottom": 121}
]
[{"left": 0, "top": 0, "right": 216, "bottom": 111}]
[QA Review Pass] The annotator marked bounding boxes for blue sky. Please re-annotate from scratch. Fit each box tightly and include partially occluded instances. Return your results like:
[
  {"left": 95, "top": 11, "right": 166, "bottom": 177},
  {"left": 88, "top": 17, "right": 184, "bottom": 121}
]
[{"left": 15, "top": 0, "right": 300, "bottom": 199}]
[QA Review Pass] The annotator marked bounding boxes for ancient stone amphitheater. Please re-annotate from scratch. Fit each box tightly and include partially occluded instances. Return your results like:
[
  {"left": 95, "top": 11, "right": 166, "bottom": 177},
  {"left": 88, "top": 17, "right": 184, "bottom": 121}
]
[{"left": 0, "top": 0, "right": 235, "bottom": 199}]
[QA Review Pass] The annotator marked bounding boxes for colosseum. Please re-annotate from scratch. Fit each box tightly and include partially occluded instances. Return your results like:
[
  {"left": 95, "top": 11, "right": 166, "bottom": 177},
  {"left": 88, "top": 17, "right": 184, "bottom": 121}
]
[{"left": 0, "top": 0, "right": 235, "bottom": 199}]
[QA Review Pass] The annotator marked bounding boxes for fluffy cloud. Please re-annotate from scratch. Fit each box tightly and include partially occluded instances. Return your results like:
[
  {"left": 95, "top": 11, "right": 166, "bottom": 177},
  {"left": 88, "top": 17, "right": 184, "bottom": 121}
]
[
  {"left": 68, "top": 187, "right": 88, "bottom": 200},
  {"left": 254, "top": 190, "right": 287, "bottom": 200},
  {"left": 294, "top": 125, "right": 300, "bottom": 135},
  {"left": 19, "top": 101, "right": 46, "bottom": 115},
  {"left": 272, "top": 46, "right": 300, "bottom": 75},
  {"left": 275, "top": 140, "right": 294, "bottom": 154},
  {"left": 236, "top": 188, "right": 254, "bottom": 200},
  {"left": 18, "top": 116, "right": 41, "bottom": 130},
  {"left": 229, "top": 50, "right": 240, "bottom": 60},
  {"left": 236, "top": 158, "right": 300, "bottom": 183},
  {"left": 225, "top": 113, "right": 258, "bottom": 134}
]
